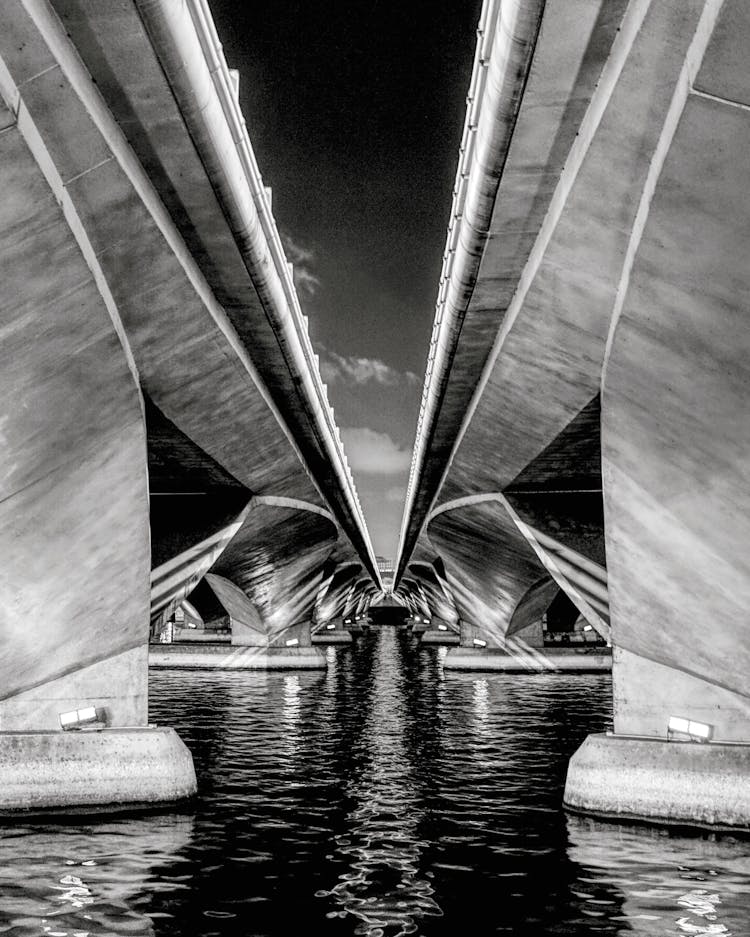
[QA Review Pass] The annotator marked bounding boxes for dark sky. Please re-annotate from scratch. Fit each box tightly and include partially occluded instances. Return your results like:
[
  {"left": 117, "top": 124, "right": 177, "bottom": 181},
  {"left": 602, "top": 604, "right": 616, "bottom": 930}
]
[{"left": 210, "top": 0, "right": 482, "bottom": 557}]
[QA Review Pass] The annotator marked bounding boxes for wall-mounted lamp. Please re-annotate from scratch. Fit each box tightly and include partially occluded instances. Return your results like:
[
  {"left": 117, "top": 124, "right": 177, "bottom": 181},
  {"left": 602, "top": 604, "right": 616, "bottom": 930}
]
[
  {"left": 668, "top": 716, "right": 713, "bottom": 743},
  {"left": 60, "top": 707, "right": 105, "bottom": 731},
  {"left": 326, "top": 623, "right": 336, "bottom": 630},
  {"left": 285, "top": 638, "right": 299, "bottom": 648},
  {"left": 438, "top": 624, "right": 448, "bottom": 632},
  {"left": 473, "top": 638, "right": 487, "bottom": 649}
]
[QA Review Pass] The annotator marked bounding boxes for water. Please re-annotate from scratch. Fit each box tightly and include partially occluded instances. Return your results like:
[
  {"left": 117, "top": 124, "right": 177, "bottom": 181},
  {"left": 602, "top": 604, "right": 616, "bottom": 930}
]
[{"left": 0, "top": 627, "right": 748, "bottom": 936}]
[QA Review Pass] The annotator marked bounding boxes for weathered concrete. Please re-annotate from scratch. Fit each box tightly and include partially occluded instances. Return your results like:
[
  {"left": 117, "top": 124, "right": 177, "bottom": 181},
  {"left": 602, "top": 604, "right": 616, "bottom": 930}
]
[
  {"left": 0, "top": 728, "right": 196, "bottom": 812},
  {"left": 444, "top": 646, "right": 612, "bottom": 673},
  {"left": 149, "top": 643, "right": 327, "bottom": 670},
  {"left": 565, "top": 734, "right": 750, "bottom": 830}
]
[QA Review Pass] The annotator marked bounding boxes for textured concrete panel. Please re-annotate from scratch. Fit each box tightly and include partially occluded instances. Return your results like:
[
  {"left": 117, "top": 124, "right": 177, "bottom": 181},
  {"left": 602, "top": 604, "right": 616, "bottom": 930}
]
[
  {"left": 602, "top": 93, "right": 750, "bottom": 718},
  {"left": 0, "top": 110, "right": 149, "bottom": 722},
  {"left": 0, "top": 727, "right": 196, "bottom": 811},
  {"left": 565, "top": 734, "right": 750, "bottom": 830}
]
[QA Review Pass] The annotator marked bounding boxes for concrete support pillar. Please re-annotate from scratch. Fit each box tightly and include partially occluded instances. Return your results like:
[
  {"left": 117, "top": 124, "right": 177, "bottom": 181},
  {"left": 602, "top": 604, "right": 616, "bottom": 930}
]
[
  {"left": 150, "top": 574, "right": 326, "bottom": 669},
  {"left": 0, "top": 104, "right": 195, "bottom": 808},
  {"left": 567, "top": 16, "right": 750, "bottom": 828},
  {"left": 418, "top": 617, "right": 460, "bottom": 646}
]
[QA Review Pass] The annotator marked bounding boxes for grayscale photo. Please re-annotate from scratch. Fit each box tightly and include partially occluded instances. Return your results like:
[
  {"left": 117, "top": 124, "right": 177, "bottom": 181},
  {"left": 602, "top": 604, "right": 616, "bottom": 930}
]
[{"left": 0, "top": 0, "right": 748, "bottom": 934}]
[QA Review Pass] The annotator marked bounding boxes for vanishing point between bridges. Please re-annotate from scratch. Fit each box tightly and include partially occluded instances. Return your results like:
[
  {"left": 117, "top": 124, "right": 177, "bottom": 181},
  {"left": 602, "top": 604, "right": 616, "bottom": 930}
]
[{"left": 1, "top": 0, "right": 750, "bottom": 934}]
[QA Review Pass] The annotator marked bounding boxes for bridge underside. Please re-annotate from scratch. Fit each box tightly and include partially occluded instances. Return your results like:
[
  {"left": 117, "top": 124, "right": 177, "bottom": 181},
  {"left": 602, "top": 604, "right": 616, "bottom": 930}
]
[
  {"left": 397, "top": 0, "right": 750, "bottom": 827},
  {"left": 0, "top": 0, "right": 378, "bottom": 807}
]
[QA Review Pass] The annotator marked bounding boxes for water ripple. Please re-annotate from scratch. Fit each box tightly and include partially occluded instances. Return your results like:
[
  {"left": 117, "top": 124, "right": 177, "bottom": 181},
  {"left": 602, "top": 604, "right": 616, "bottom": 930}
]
[{"left": 0, "top": 627, "right": 746, "bottom": 935}]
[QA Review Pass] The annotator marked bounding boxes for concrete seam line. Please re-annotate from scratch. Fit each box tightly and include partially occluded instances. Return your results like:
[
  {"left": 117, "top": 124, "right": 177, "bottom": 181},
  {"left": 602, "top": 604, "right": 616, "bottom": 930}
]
[
  {"left": 0, "top": 47, "right": 143, "bottom": 413},
  {"left": 600, "top": 0, "right": 727, "bottom": 396}
]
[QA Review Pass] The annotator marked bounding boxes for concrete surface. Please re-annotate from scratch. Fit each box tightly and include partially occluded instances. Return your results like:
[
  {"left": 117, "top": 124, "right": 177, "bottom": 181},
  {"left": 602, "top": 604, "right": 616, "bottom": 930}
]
[
  {"left": 419, "top": 630, "right": 460, "bottom": 646},
  {"left": 150, "top": 643, "right": 327, "bottom": 670},
  {"left": 565, "top": 733, "right": 750, "bottom": 830},
  {"left": 443, "top": 647, "right": 612, "bottom": 673},
  {"left": 0, "top": 727, "right": 196, "bottom": 812}
]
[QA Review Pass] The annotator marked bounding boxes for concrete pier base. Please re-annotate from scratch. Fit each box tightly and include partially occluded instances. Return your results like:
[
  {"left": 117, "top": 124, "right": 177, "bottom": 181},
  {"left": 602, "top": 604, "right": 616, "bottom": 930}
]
[
  {"left": 150, "top": 643, "right": 327, "bottom": 670},
  {"left": 420, "top": 629, "right": 460, "bottom": 646},
  {"left": 312, "top": 628, "right": 353, "bottom": 645},
  {"left": 443, "top": 646, "right": 612, "bottom": 672},
  {"left": 564, "top": 733, "right": 750, "bottom": 831},
  {"left": 0, "top": 727, "right": 196, "bottom": 812}
]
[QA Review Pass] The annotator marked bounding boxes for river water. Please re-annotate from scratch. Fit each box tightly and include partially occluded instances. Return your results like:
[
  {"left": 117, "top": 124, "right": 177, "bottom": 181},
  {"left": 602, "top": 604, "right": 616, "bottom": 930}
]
[{"left": 0, "top": 626, "right": 748, "bottom": 936}]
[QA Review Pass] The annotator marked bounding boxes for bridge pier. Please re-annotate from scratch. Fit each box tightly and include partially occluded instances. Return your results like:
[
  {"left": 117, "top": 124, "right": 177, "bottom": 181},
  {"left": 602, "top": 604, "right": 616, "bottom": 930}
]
[
  {"left": 312, "top": 618, "right": 354, "bottom": 645},
  {"left": 418, "top": 618, "right": 460, "bottom": 646},
  {"left": 566, "top": 37, "right": 750, "bottom": 829},
  {"left": 150, "top": 574, "right": 327, "bottom": 670},
  {"left": 0, "top": 113, "right": 196, "bottom": 809}
]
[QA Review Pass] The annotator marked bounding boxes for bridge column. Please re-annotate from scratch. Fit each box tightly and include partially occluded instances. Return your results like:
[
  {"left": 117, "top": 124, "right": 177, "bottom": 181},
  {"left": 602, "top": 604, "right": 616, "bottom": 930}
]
[
  {"left": 566, "top": 26, "right": 750, "bottom": 828},
  {"left": 312, "top": 617, "right": 355, "bottom": 645},
  {"left": 0, "top": 101, "right": 195, "bottom": 809}
]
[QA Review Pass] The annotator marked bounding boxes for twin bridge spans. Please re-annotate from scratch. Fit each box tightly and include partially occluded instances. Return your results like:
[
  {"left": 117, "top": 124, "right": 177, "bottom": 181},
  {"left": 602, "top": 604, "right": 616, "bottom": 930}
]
[
  {"left": 396, "top": 0, "right": 750, "bottom": 830},
  {"left": 0, "top": 0, "right": 380, "bottom": 809},
  {"left": 2, "top": 0, "right": 748, "bottom": 833}
]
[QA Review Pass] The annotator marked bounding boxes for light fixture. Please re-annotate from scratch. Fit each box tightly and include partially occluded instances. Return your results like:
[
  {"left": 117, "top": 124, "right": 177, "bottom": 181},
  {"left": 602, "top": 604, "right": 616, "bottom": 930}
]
[
  {"left": 438, "top": 624, "right": 448, "bottom": 632},
  {"left": 59, "top": 707, "right": 102, "bottom": 731},
  {"left": 582, "top": 624, "right": 593, "bottom": 632},
  {"left": 326, "top": 623, "right": 336, "bottom": 630},
  {"left": 668, "top": 716, "right": 713, "bottom": 742},
  {"left": 414, "top": 616, "right": 421, "bottom": 624},
  {"left": 473, "top": 638, "right": 487, "bottom": 648},
  {"left": 344, "top": 618, "right": 352, "bottom": 624},
  {"left": 285, "top": 638, "right": 299, "bottom": 648}
]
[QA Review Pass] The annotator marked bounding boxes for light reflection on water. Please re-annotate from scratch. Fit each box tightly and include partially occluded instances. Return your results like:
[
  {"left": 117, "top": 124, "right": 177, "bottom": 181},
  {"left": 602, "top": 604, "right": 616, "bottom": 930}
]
[
  {"left": 0, "top": 627, "right": 746, "bottom": 935},
  {"left": 320, "top": 628, "right": 441, "bottom": 935}
]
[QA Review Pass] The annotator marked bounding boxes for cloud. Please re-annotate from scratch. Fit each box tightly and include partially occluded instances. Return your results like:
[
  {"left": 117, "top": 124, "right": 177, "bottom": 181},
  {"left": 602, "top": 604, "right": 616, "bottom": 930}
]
[
  {"left": 282, "top": 233, "right": 321, "bottom": 296},
  {"left": 385, "top": 485, "right": 406, "bottom": 504},
  {"left": 321, "top": 349, "right": 419, "bottom": 387},
  {"left": 341, "top": 428, "right": 412, "bottom": 475}
]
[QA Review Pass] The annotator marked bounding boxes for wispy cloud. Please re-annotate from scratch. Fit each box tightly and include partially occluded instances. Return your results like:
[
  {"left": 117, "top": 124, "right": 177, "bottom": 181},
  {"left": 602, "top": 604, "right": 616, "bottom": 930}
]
[
  {"left": 341, "top": 428, "right": 412, "bottom": 475},
  {"left": 282, "top": 233, "right": 321, "bottom": 296},
  {"left": 321, "top": 350, "right": 419, "bottom": 387}
]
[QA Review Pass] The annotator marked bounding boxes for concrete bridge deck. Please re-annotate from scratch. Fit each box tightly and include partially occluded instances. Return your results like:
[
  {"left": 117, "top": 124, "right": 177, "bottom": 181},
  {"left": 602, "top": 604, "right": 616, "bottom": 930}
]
[
  {"left": 0, "top": 0, "right": 380, "bottom": 808},
  {"left": 395, "top": 0, "right": 750, "bottom": 829}
]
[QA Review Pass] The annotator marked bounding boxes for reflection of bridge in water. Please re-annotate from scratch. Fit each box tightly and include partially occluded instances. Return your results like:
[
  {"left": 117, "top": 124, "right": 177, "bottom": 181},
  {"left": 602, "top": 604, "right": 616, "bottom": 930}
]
[{"left": 0, "top": 0, "right": 749, "bottom": 836}]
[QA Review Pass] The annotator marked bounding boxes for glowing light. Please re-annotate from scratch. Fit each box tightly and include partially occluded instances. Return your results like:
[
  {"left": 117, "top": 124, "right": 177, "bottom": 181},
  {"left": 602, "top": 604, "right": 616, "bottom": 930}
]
[
  {"left": 59, "top": 707, "right": 100, "bottom": 730},
  {"left": 668, "top": 716, "right": 713, "bottom": 742},
  {"left": 582, "top": 624, "right": 593, "bottom": 632},
  {"left": 438, "top": 624, "right": 448, "bottom": 632},
  {"left": 473, "top": 638, "right": 487, "bottom": 649},
  {"left": 326, "top": 623, "right": 336, "bottom": 630},
  {"left": 285, "top": 638, "right": 300, "bottom": 648}
]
